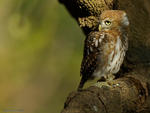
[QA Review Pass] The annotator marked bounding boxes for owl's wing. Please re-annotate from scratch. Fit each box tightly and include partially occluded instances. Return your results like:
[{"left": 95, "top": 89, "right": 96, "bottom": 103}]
[
  {"left": 80, "top": 31, "right": 104, "bottom": 80},
  {"left": 78, "top": 31, "right": 106, "bottom": 90}
]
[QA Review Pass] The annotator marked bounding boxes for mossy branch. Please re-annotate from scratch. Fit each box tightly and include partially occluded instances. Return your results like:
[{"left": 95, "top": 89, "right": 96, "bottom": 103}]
[{"left": 61, "top": 74, "right": 150, "bottom": 113}]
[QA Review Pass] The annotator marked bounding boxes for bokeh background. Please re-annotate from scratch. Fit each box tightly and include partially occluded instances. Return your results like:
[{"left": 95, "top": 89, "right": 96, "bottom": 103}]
[{"left": 0, "top": 0, "right": 84, "bottom": 113}]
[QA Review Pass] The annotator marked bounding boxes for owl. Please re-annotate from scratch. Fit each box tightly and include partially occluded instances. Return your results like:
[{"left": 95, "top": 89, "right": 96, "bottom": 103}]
[{"left": 78, "top": 10, "right": 129, "bottom": 90}]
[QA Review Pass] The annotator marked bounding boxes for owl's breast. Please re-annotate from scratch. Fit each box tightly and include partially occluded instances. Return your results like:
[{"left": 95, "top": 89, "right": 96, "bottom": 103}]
[
  {"left": 93, "top": 35, "right": 126, "bottom": 78},
  {"left": 106, "top": 36, "right": 125, "bottom": 74}
]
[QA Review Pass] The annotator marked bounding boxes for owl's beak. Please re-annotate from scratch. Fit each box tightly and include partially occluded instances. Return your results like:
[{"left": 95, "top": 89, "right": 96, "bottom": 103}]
[{"left": 98, "top": 25, "right": 102, "bottom": 31}]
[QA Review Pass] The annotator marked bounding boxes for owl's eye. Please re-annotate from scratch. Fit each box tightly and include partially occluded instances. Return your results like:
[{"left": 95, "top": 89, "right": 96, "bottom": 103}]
[{"left": 104, "top": 20, "right": 111, "bottom": 26}]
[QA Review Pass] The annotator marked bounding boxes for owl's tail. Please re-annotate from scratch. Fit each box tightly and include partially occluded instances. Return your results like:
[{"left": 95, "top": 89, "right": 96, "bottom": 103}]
[{"left": 77, "top": 77, "right": 87, "bottom": 91}]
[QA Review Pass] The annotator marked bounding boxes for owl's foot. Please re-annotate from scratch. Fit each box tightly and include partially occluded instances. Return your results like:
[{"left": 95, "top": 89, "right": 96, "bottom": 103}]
[{"left": 105, "top": 74, "right": 115, "bottom": 81}]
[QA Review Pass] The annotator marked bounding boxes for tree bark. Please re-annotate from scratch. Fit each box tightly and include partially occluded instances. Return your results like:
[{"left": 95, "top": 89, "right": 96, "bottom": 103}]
[{"left": 59, "top": 0, "right": 150, "bottom": 113}]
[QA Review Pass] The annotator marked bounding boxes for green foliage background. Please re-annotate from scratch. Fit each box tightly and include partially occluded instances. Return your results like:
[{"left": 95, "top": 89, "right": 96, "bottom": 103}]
[{"left": 0, "top": 0, "right": 84, "bottom": 113}]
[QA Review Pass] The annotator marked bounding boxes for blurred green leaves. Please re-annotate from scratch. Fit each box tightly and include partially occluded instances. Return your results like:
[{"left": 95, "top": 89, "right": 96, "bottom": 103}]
[
  {"left": 0, "top": 0, "right": 85, "bottom": 113},
  {"left": 8, "top": 13, "right": 31, "bottom": 38}
]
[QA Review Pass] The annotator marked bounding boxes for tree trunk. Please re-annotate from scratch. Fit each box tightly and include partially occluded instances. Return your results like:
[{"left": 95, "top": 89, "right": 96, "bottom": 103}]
[{"left": 59, "top": 0, "right": 150, "bottom": 113}]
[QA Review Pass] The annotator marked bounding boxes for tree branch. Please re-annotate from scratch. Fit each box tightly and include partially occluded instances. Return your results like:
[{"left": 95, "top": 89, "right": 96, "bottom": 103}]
[{"left": 59, "top": 0, "right": 150, "bottom": 112}]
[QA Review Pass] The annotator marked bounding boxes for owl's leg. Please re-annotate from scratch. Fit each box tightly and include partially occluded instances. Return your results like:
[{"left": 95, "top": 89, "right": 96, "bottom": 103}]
[
  {"left": 97, "top": 74, "right": 115, "bottom": 83},
  {"left": 97, "top": 76, "right": 106, "bottom": 82},
  {"left": 105, "top": 74, "right": 115, "bottom": 81}
]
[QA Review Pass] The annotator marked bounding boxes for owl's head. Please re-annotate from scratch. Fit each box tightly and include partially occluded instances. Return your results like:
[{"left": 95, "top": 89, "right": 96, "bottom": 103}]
[{"left": 99, "top": 10, "right": 129, "bottom": 31}]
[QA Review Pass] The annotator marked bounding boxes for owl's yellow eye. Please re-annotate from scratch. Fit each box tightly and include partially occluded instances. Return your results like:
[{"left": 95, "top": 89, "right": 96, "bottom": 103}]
[{"left": 105, "top": 20, "right": 111, "bottom": 26}]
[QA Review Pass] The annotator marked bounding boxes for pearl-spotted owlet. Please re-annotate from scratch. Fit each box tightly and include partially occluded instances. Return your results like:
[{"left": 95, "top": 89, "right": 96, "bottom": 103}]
[{"left": 78, "top": 10, "right": 129, "bottom": 90}]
